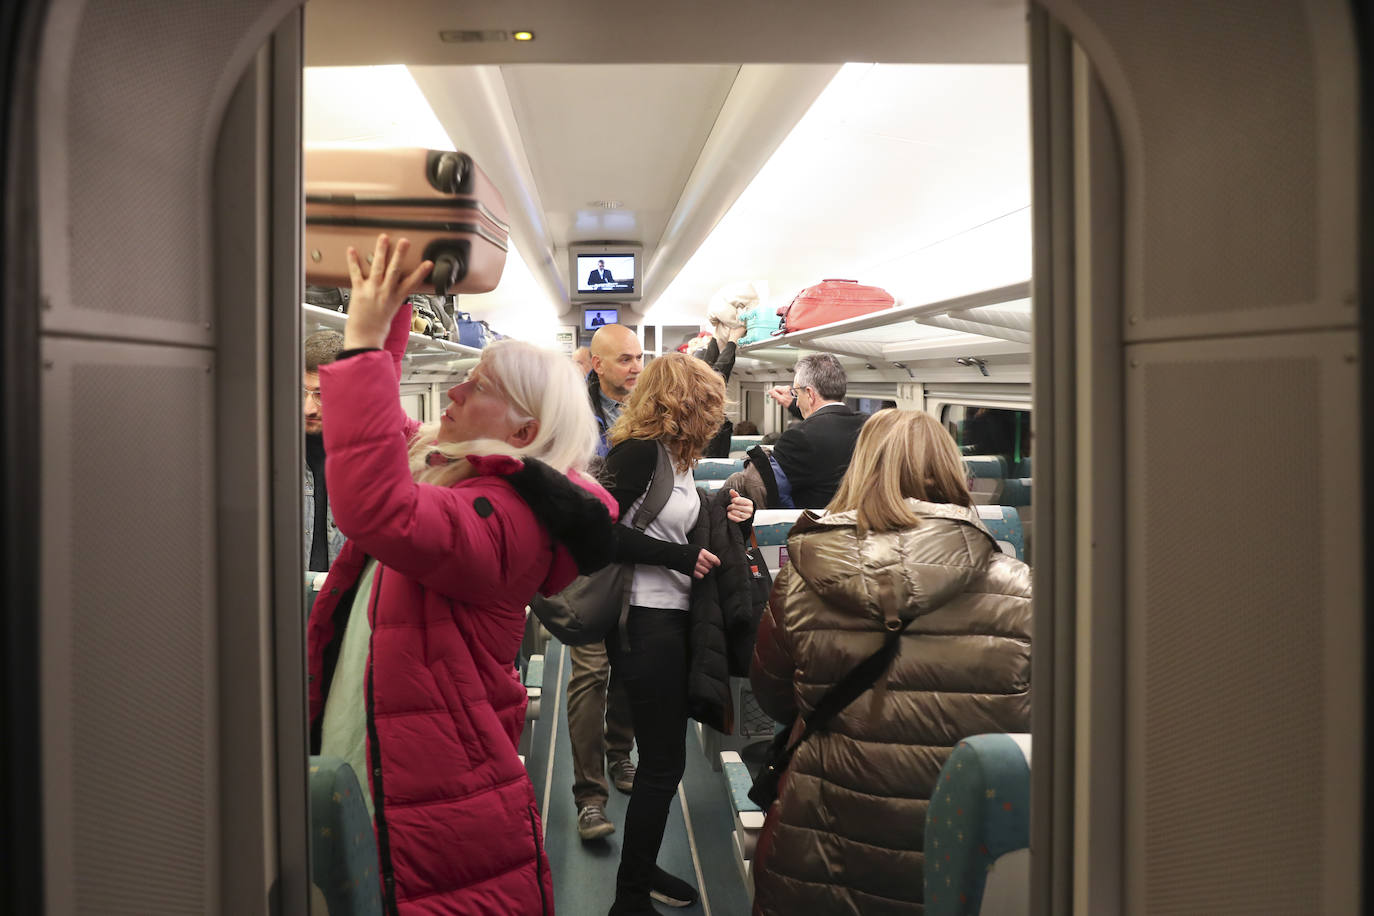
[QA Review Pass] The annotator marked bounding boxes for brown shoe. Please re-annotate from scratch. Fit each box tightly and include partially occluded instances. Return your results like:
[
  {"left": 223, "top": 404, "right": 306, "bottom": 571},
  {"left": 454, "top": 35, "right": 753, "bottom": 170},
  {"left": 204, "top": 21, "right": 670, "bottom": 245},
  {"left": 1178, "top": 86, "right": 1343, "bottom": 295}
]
[
  {"left": 609, "top": 758, "right": 636, "bottom": 794},
  {"left": 577, "top": 803, "right": 615, "bottom": 841}
]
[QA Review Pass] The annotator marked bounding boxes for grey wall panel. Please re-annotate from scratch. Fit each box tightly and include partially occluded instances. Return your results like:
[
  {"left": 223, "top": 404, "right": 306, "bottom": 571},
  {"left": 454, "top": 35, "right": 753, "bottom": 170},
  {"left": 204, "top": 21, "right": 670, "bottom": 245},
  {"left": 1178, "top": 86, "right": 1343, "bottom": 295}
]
[
  {"left": 1124, "top": 331, "right": 1362, "bottom": 914},
  {"left": 1042, "top": 0, "right": 1358, "bottom": 341},
  {"left": 36, "top": 0, "right": 297, "bottom": 346},
  {"left": 40, "top": 336, "right": 218, "bottom": 913}
]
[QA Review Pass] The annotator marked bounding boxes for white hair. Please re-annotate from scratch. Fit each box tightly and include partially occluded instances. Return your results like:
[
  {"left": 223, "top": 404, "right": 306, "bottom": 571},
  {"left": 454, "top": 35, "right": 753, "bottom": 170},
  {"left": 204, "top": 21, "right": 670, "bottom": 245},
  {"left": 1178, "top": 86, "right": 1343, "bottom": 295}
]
[{"left": 408, "top": 338, "right": 597, "bottom": 487}]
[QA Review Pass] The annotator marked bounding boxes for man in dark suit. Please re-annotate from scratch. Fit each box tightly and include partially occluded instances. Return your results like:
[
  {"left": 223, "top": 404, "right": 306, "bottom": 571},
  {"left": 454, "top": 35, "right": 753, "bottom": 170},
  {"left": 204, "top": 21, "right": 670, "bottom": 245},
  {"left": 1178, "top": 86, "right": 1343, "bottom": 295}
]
[
  {"left": 766, "top": 353, "right": 867, "bottom": 508},
  {"left": 587, "top": 259, "right": 614, "bottom": 286},
  {"left": 590, "top": 311, "right": 606, "bottom": 327}
]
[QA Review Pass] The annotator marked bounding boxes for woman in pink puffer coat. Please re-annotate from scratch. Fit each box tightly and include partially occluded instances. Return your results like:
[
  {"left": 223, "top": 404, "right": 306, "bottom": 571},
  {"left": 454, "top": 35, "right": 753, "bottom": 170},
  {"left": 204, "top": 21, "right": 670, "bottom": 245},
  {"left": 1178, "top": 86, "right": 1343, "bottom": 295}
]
[{"left": 307, "top": 235, "right": 617, "bottom": 914}]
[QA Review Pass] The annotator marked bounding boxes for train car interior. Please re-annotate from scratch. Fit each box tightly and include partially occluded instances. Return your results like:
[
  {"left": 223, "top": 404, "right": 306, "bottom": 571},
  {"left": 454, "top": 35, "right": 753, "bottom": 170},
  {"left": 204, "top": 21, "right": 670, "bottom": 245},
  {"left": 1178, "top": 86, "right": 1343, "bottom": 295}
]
[{"left": 1, "top": 0, "right": 1367, "bottom": 914}]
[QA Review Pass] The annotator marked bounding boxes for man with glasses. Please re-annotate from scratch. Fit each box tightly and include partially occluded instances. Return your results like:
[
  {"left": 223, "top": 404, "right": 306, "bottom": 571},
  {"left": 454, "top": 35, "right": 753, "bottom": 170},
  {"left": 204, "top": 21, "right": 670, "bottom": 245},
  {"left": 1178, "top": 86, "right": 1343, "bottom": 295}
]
[
  {"left": 304, "top": 329, "right": 346, "bottom": 578},
  {"left": 766, "top": 353, "right": 868, "bottom": 508}
]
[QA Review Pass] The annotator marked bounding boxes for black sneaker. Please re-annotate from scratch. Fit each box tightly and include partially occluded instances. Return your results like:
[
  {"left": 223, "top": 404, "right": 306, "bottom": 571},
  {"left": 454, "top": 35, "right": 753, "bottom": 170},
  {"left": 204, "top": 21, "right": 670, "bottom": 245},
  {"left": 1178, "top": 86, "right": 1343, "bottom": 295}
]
[
  {"left": 607, "top": 900, "right": 665, "bottom": 916},
  {"left": 609, "top": 757, "right": 636, "bottom": 794},
  {"left": 649, "top": 866, "right": 698, "bottom": 908},
  {"left": 577, "top": 803, "right": 615, "bottom": 841}
]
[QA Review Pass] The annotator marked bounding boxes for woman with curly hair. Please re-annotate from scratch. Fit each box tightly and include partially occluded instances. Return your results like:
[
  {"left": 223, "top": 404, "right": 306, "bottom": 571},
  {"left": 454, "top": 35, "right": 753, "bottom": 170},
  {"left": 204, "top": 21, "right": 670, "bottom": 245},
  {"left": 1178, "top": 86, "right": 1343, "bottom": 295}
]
[{"left": 601, "top": 352, "right": 756, "bottom": 916}]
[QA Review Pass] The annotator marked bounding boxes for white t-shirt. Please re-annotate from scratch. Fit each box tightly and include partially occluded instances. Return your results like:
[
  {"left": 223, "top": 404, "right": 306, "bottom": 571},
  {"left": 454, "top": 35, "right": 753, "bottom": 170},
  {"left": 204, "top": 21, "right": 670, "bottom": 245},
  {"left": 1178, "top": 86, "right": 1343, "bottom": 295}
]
[{"left": 626, "top": 464, "right": 699, "bottom": 610}]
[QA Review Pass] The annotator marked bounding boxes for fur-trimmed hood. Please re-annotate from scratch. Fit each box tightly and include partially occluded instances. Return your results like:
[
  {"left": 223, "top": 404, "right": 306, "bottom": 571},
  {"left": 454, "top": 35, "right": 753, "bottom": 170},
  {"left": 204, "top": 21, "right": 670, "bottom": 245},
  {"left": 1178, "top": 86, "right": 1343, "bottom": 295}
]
[{"left": 467, "top": 453, "right": 619, "bottom": 595}]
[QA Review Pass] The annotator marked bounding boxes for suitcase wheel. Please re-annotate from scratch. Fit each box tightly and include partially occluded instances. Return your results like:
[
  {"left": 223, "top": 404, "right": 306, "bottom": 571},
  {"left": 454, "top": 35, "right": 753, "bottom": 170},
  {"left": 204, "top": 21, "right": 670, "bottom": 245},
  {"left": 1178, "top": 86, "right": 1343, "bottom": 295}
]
[
  {"left": 427, "top": 151, "right": 469, "bottom": 195},
  {"left": 431, "top": 253, "right": 465, "bottom": 297}
]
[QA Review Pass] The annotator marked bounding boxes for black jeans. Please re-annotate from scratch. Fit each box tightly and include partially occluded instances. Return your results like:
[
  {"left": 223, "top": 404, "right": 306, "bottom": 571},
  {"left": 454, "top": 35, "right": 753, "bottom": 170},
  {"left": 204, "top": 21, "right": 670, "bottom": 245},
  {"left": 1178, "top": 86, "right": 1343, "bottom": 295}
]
[{"left": 606, "top": 606, "right": 690, "bottom": 905}]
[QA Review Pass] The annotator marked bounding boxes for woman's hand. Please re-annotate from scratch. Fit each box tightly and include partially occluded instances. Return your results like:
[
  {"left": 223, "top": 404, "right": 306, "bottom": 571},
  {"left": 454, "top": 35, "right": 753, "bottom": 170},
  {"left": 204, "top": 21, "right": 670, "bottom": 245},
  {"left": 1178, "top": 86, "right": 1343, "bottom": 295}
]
[
  {"left": 343, "top": 234, "right": 433, "bottom": 350},
  {"left": 692, "top": 548, "right": 721, "bottom": 579},
  {"left": 726, "top": 488, "right": 754, "bottom": 523}
]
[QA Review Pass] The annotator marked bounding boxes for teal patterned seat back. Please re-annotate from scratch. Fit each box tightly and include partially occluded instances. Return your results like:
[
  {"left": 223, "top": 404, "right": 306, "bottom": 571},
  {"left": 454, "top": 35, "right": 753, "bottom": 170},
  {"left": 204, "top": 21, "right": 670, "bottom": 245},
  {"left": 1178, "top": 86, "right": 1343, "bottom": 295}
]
[
  {"left": 962, "top": 455, "right": 1007, "bottom": 480},
  {"left": 309, "top": 755, "right": 382, "bottom": 916},
  {"left": 696, "top": 457, "right": 747, "bottom": 480},
  {"left": 925, "top": 734, "right": 1031, "bottom": 915},
  {"left": 729, "top": 435, "right": 764, "bottom": 455},
  {"left": 975, "top": 505, "right": 1023, "bottom": 560},
  {"left": 752, "top": 509, "right": 803, "bottom": 575},
  {"left": 1001, "top": 478, "right": 1032, "bottom": 508}
]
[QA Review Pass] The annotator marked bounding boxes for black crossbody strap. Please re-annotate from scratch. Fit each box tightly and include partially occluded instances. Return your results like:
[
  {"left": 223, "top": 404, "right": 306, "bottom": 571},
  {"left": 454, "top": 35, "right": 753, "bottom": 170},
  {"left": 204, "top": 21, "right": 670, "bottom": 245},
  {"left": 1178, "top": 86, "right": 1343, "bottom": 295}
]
[{"left": 789, "top": 616, "right": 915, "bottom": 751}]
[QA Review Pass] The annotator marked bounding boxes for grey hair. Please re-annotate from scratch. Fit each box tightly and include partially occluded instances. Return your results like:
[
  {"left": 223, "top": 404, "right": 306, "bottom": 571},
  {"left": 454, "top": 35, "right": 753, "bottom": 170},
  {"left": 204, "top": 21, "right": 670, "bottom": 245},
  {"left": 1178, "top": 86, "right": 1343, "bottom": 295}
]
[{"left": 793, "top": 353, "right": 847, "bottom": 402}]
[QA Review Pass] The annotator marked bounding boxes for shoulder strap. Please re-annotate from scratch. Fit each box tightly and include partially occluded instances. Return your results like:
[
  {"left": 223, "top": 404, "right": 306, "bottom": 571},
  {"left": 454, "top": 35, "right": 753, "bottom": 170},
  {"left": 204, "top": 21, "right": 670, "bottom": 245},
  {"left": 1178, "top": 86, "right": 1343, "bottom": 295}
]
[
  {"left": 630, "top": 442, "right": 675, "bottom": 532},
  {"left": 789, "top": 616, "right": 915, "bottom": 751}
]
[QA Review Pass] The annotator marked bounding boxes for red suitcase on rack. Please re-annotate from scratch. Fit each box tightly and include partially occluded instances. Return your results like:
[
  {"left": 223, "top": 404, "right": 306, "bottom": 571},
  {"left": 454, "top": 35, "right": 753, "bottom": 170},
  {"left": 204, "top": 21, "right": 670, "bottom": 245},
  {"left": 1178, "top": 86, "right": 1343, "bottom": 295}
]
[
  {"left": 304, "top": 146, "right": 509, "bottom": 296},
  {"left": 777, "top": 278, "right": 895, "bottom": 333}
]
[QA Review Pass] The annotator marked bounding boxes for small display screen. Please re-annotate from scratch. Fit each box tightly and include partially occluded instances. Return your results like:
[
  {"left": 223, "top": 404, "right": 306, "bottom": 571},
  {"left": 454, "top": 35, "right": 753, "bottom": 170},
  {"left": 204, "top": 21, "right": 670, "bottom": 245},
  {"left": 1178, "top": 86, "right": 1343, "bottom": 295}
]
[
  {"left": 576, "top": 254, "right": 636, "bottom": 294},
  {"left": 583, "top": 308, "right": 619, "bottom": 330}
]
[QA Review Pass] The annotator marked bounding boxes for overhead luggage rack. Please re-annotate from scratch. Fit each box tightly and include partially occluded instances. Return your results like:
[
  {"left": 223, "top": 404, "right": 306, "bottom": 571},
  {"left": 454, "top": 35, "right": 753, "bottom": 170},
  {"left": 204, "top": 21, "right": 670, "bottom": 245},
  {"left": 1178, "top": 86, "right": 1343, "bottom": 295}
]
[
  {"left": 302, "top": 303, "right": 485, "bottom": 360},
  {"left": 736, "top": 281, "right": 1030, "bottom": 368}
]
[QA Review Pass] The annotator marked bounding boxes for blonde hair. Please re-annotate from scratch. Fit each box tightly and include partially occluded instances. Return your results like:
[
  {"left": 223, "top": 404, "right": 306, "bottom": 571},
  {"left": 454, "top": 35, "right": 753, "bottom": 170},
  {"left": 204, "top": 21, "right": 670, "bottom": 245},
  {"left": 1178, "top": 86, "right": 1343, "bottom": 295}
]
[
  {"left": 408, "top": 339, "right": 598, "bottom": 487},
  {"left": 826, "top": 409, "right": 972, "bottom": 533},
  {"left": 608, "top": 352, "right": 725, "bottom": 473}
]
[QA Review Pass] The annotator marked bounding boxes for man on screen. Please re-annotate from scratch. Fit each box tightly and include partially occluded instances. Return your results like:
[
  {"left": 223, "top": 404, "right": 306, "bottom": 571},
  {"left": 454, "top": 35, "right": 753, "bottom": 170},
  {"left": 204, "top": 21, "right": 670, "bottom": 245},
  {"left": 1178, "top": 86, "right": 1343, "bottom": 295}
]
[
  {"left": 587, "top": 259, "right": 614, "bottom": 286},
  {"left": 590, "top": 311, "right": 606, "bottom": 327}
]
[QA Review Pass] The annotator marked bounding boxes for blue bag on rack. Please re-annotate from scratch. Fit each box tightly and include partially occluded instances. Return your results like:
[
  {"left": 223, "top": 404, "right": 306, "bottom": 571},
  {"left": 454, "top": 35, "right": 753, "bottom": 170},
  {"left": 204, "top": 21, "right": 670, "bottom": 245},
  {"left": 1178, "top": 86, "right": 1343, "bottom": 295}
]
[
  {"left": 738, "top": 303, "right": 784, "bottom": 346},
  {"left": 454, "top": 311, "right": 489, "bottom": 349}
]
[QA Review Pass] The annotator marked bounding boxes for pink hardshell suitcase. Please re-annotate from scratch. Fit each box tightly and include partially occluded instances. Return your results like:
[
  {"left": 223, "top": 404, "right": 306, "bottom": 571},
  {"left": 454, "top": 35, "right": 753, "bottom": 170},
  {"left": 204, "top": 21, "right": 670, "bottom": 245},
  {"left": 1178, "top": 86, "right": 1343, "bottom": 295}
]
[{"left": 304, "top": 147, "right": 509, "bottom": 296}]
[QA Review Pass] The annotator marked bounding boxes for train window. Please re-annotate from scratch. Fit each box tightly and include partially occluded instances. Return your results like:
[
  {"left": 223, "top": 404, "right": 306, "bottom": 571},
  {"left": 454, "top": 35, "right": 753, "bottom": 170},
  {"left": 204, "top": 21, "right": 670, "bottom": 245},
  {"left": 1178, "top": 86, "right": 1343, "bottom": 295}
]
[
  {"left": 942, "top": 404, "right": 1031, "bottom": 476},
  {"left": 851, "top": 397, "right": 898, "bottom": 414}
]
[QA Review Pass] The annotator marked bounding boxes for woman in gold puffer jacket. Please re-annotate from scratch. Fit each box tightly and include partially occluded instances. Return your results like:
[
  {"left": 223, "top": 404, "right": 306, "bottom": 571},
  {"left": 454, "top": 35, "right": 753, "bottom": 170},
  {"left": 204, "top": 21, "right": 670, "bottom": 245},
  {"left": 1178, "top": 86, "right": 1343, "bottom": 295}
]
[{"left": 749, "top": 409, "right": 1032, "bottom": 916}]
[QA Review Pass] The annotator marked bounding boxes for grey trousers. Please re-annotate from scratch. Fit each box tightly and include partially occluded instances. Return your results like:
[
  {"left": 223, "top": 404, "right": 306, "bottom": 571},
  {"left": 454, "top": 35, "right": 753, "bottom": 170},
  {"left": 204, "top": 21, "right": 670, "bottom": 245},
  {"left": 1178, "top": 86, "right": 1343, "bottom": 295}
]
[{"left": 566, "top": 640, "right": 635, "bottom": 808}]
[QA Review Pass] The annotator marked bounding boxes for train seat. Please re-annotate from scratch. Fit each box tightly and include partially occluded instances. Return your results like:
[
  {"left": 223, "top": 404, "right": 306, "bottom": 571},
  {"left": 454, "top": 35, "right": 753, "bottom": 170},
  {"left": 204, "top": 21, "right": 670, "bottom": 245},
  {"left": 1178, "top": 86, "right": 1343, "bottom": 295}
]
[
  {"left": 963, "top": 455, "right": 1007, "bottom": 505},
  {"left": 752, "top": 508, "right": 804, "bottom": 574},
  {"left": 698, "top": 457, "right": 748, "bottom": 491},
  {"left": 729, "top": 435, "right": 764, "bottom": 457},
  {"left": 696, "top": 457, "right": 748, "bottom": 480},
  {"left": 975, "top": 505, "right": 1024, "bottom": 561},
  {"left": 720, "top": 750, "right": 765, "bottom": 893},
  {"left": 523, "top": 653, "right": 544, "bottom": 721},
  {"left": 924, "top": 733, "right": 1031, "bottom": 916},
  {"left": 1000, "top": 477, "right": 1032, "bottom": 509},
  {"left": 309, "top": 756, "right": 383, "bottom": 916}
]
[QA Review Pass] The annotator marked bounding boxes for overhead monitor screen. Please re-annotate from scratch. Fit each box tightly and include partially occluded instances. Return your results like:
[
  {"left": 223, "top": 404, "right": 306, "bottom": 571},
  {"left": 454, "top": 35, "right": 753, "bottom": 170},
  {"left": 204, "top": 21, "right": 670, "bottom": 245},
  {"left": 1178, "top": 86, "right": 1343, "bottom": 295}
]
[
  {"left": 583, "top": 308, "right": 619, "bottom": 330},
  {"left": 576, "top": 253, "right": 636, "bottom": 295}
]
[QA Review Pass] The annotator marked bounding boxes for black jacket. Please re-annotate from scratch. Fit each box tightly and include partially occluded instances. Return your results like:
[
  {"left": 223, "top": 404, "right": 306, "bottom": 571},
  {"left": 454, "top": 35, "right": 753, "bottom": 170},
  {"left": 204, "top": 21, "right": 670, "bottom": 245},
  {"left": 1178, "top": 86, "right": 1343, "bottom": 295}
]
[
  {"left": 771, "top": 403, "right": 868, "bottom": 509},
  {"left": 692, "top": 338, "right": 737, "bottom": 458},
  {"left": 685, "top": 487, "right": 756, "bottom": 732}
]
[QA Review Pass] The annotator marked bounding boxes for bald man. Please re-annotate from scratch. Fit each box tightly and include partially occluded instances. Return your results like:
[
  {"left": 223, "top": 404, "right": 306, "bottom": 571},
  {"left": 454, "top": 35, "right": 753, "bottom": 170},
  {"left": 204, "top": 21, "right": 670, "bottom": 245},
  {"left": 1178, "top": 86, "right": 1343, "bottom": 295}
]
[
  {"left": 588, "top": 324, "right": 643, "bottom": 457},
  {"left": 567, "top": 324, "right": 643, "bottom": 841}
]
